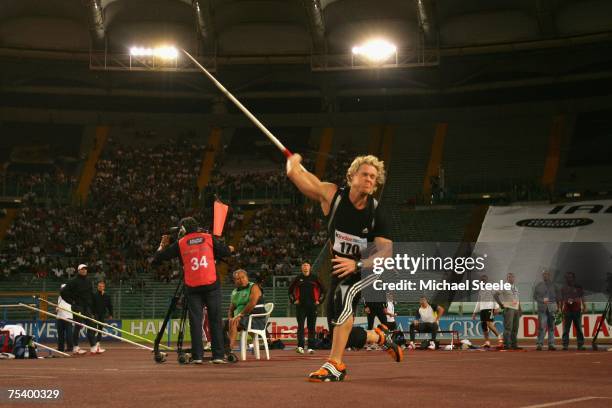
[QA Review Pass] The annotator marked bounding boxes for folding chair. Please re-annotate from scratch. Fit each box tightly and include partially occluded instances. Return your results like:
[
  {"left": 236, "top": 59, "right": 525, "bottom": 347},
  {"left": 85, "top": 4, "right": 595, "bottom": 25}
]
[{"left": 240, "top": 303, "right": 274, "bottom": 360}]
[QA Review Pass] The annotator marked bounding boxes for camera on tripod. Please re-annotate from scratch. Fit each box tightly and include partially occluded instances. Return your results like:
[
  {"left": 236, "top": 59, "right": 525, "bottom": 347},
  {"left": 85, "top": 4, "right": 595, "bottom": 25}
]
[
  {"left": 163, "top": 218, "right": 209, "bottom": 241},
  {"left": 163, "top": 227, "right": 180, "bottom": 241}
]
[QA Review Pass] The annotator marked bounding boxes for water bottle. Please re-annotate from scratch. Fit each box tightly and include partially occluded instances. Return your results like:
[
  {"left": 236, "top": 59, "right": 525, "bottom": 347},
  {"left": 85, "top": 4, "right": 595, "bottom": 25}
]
[{"left": 24, "top": 347, "right": 29, "bottom": 359}]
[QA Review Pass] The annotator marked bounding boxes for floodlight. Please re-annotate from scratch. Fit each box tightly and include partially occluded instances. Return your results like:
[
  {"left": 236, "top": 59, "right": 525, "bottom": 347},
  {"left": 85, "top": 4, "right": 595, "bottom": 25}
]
[
  {"left": 129, "top": 46, "right": 178, "bottom": 59},
  {"left": 352, "top": 39, "right": 397, "bottom": 63}
]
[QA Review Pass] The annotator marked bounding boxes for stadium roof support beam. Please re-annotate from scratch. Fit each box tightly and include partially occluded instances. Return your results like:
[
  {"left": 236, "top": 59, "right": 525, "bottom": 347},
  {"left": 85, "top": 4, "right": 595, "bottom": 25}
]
[
  {"left": 302, "top": 0, "right": 327, "bottom": 54},
  {"left": 415, "top": 0, "right": 437, "bottom": 44},
  {"left": 192, "top": 0, "right": 216, "bottom": 55},
  {"left": 82, "top": 0, "right": 105, "bottom": 49}
]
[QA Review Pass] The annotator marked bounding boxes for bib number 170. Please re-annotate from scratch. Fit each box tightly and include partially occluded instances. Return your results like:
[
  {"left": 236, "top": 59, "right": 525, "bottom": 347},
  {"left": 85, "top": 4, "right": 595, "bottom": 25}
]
[
  {"left": 339, "top": 242, "right": 360, "bottom": 255},
  {"left": 190, "top": 256, "right": 208, "bottom": 270}
]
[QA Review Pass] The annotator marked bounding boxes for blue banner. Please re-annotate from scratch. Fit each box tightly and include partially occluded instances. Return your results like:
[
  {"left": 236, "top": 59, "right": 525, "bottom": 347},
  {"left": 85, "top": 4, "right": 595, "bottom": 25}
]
[
  {"left": 354, "top": 315, "right": 504, "bottom": 339},
  {"left": 5, "top": 320, "right": 123, "bottom": 342}
]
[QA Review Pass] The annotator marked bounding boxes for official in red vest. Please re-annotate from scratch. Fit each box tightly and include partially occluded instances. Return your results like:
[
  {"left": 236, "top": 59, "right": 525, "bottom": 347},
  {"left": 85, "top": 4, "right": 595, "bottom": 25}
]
[{"left": 153, "top": 217, "right": 233, "bottom": 364}]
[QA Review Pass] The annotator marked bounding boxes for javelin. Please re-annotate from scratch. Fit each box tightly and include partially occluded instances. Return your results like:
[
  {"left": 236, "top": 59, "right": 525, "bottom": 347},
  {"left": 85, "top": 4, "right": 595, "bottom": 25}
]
[
  {"left": 18, "top": 303, "right": 154, "bottom": 352},
  {"left": 35, "top": 296, "right": 172, "bottom": 351},
  {"left": 32, "top": 341, "right": 71, "bottom": 357},
  {"left": 181, "top": 49, "right": 293, "bottom": 158}
]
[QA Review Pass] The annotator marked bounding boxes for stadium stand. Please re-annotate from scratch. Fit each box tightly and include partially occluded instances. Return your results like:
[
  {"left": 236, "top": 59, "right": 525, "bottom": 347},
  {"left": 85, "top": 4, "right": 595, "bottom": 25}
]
[
  {"left": 442, "top": 115, "right": 550, "bottom": 198},
  {"left": 2, "top": 110, "right": 612, "bottom": 320}
]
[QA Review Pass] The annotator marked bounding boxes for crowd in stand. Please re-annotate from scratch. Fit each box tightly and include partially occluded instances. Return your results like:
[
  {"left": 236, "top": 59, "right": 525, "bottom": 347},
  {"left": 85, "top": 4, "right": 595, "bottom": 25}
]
[
  {"left": 323, "top": 148, "right": 355, "bottom": 187},
  {"left": 227, "top": 205, "right": 326, "bottom": 283},
  {"left": 207, "top": 170, "right": 293, "bottom": 199},
  {"left": 204, "top": 152, "right": 326, "bottom": 283},
  {"left": 3, "top": 169, "right": 76, "bottom": 195},
  {"left": 1, "top": 137, "right": 207, "bottom": 284},
  {"left": 1, "top": 162, "right": 78, "bottom": 201},
  {"left": 1, "top": 201, "right": 142, "bottom": 284},
  {"left": 206, "top": 153, "right": 315, "bottom": 200},
  {"left": 0, "top": 136, "right": 331, "bottom": 287}
]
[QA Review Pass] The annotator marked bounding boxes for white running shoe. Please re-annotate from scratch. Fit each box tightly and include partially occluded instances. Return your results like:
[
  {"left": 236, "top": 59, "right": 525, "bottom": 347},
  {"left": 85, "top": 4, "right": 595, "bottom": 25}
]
[
  {"left": 428, "top": 341, "right": 436, "bottom": 350},
  {"left": 96, "top": 343, "right": 106, "bottom": 354},
  {"left": 296, "top": 347, "right": 305, "bottom": 354},
  {"left": 73, "top": 347, "right": 87, "bottom": 355},
  {"left": 307, "top": 348, "right": 315, "bottom": 354},
  {"left": 407, "top": 341, "right": 416, "bottom": 350}
]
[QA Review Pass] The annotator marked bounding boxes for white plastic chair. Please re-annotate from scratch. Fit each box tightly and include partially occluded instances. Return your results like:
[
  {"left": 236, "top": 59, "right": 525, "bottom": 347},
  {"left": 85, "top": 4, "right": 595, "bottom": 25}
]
[{"left": 240, "top": 303, "right": 274, "bottom": 361}]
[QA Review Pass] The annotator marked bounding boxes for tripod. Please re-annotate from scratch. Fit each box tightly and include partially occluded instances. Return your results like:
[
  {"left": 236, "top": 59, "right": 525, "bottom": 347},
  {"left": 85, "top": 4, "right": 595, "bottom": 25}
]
[
  {"left": 153, "top": 278, "right": 189, "bottom": 363},
  {"left": 591, "top": 293, "right": 612, "bottom": 351},
  {"left": 153, "top": 278, "right": 238, "bottom": 363}
]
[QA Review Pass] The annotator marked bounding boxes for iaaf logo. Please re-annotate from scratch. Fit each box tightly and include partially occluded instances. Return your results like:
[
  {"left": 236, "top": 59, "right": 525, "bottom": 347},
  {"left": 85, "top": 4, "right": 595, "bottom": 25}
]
[
  {"left": 188, "top": 237, "right": 204, "bottom": 245},
  {"left": 516, "top": 218, "right": 593, "bottom": 228},
  {"left": 516, "top": 203, "right": 612, "bottom": 228},
  {"left": 548, "top": 204, "right": 612, "bottom": 214}
]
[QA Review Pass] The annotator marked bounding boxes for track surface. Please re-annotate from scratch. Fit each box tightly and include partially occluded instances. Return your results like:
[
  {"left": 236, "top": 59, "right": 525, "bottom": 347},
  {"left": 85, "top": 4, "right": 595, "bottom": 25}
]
[{"left": 1, "top": 345, "right": 611, "bottom": 408}]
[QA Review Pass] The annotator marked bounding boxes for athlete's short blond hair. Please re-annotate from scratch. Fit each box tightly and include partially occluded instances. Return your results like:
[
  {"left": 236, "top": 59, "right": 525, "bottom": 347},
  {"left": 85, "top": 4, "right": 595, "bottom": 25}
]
[{"left": 346, "top": 155, "right": 386, "bottom": 193}]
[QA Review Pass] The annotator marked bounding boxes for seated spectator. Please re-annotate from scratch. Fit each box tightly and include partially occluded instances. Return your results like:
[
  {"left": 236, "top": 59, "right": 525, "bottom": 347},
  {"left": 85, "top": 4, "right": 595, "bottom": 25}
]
[
  {"left": 408, "top": 296, "right": 445, "bottom": 350},
  {"left": 225, "top": 269, "right": 266, "bottom": 351}
]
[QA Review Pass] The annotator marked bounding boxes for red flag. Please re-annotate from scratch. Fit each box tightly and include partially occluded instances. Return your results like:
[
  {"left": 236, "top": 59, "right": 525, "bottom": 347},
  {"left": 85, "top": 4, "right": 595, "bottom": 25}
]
[{"left": 213, "top": 199, "right": 229, "bottom": 236}]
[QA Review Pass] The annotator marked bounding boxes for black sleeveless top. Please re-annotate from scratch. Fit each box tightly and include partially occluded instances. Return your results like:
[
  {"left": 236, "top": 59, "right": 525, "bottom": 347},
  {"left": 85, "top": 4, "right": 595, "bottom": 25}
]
[{"left": 326, "top": 187, "right": 391, "bottom": 261}]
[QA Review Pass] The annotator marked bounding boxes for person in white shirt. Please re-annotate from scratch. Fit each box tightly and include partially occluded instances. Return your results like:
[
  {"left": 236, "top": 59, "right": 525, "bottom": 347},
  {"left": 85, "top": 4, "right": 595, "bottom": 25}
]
[
  {"left": 409, "top": 297, "right": 445, "bottom": 350},
  {"left": 471, "top": 274, "right": 502, "bottom": 348},
  {"left": 56, "top": 284, "right": 74, "bottom": 352},
  {"left": 494, "top": 273, "right": 522, "bottom": 350},
  {"left": 385, "top": 293, "right": 397, "bottom": 331},
  {"left": 1, "top": 323, "right": 26, "bottom": 340},
  {"left": 0, "top": 322, "right": 28, "bottom": 358}
]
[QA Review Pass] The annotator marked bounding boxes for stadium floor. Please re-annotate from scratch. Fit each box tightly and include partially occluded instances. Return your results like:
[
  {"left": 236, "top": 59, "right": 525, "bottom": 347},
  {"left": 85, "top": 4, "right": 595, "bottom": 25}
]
[{"left": 2, "top": 345, "right": 611, "bottom": 408}]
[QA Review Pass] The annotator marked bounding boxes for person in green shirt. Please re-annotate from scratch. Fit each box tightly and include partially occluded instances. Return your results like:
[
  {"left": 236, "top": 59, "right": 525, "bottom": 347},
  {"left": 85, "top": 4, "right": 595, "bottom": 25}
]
[{"left": 227, "top": 269, "right": 265, "bottom": 351}]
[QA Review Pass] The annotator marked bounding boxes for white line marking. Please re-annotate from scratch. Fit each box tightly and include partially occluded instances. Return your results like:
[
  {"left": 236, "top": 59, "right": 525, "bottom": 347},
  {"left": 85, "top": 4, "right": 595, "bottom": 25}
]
[
  {"left": 520, "top": 396, "right": 612, "bottom": 408},
  {"left": 0, "top": 374, "right": 57, "bottom": 379}
]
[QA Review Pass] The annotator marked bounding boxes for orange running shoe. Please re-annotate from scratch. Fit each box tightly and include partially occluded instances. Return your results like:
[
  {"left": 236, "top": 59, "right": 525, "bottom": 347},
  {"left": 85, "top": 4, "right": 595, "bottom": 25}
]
[
  {"left": 308, "top": 360, "right": 347, "bottom": 382},
  {"left": 376, "top": 324, "right": 404, "bottom": 363}
]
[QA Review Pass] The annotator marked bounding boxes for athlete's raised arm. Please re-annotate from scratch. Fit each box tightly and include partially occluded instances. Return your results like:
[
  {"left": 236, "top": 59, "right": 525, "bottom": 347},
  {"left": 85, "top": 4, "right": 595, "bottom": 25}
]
[{"left": 286, "top": 153, "right": 337, "bottom": 214}]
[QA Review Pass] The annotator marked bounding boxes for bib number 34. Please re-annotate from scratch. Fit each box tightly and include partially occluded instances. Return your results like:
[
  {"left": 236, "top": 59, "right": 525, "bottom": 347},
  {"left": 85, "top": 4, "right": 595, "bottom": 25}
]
[{"left": 190, "top": 256, "right": 208, "bottom": 270}]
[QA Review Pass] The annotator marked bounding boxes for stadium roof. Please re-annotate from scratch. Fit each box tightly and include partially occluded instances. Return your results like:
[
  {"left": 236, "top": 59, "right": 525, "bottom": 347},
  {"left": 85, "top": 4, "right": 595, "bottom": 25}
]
[
  {"left": 1, "top": 0, "right": 611, "bottom": 59},
  {"left": 1, "top": 1, "right": 612, "bottom": 112}
]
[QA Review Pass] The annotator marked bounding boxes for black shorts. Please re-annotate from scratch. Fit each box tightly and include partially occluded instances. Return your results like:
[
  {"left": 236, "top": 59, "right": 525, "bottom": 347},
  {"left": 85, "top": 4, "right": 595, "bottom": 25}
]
[
  {"left": 327, "top": 273, "right": 379, "bottom": 327},
  {"left": 480, "top": 309, "right": 494, "bottom": 322},
  {"left": 225, "top": 314, "right": 266, "bottom": 332},
  {"left": 480, "top": 309, "right": 495, "bottom": 333},
  {"left": 238, "top": 315, "right": 265, "bottom": 331}
]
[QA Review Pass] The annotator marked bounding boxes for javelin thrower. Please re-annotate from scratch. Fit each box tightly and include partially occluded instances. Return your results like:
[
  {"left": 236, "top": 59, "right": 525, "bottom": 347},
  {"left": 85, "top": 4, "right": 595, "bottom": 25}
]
[
  {"left": 181, "top": 50, "right": 403, "bottom": 381},
  {"left": 286, "top": 154, "right": 403, "bottom": 381}
]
